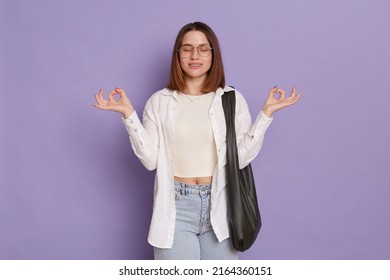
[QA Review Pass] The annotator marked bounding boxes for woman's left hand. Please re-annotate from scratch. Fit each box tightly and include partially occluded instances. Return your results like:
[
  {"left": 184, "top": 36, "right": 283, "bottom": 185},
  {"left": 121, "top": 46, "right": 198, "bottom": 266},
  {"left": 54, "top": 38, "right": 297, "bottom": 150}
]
[{"left": 262, "top": 86, "right": 302, "bottom": 117}]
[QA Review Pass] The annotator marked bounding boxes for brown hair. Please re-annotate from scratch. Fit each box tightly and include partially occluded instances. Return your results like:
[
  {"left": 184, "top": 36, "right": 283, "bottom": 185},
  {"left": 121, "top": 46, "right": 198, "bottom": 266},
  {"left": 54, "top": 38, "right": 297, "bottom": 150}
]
[{"left": 167, "top": 22, "right": 225, "bottom": 93}]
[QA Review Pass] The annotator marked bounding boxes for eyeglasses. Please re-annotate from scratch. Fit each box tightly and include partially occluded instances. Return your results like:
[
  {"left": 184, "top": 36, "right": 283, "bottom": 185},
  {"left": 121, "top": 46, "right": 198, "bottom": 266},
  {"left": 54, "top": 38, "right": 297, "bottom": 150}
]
[{"left": 177, "top": 44, "right": 213, "bottom": 58}]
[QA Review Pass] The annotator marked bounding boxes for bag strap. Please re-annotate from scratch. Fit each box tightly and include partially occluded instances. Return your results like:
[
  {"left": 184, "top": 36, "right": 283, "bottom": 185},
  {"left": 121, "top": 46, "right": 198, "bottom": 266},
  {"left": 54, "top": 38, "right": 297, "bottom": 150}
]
[
  {"left": 222, "top": 89, "right": 241, "bottom": 173},
  {"left": 222, "top": 89, "right": 236, "bottom": 143}
]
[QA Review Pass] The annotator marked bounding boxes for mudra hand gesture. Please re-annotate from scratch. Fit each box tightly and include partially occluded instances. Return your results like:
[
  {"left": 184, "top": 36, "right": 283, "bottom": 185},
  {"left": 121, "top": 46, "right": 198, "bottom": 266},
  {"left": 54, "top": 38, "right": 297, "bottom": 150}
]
[
  {"left": 94, "top": 88, "right": 134, "bottom": 118},
  {"left": 94, "top": 86, "right": 301, "bottom": 118},
  {"left": 262, "top": 86, "right": 301, "bottom": 117}
]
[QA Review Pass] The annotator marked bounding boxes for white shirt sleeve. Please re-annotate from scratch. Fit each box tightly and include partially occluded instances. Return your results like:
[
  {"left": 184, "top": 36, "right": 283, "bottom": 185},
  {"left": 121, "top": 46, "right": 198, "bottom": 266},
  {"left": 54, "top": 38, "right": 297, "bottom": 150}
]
[
  {"left": 234, "top": 90, "right": 273, "bottom": 169},
  {"left": 122, "top": 104, "right": 159, "bottom": 171}
]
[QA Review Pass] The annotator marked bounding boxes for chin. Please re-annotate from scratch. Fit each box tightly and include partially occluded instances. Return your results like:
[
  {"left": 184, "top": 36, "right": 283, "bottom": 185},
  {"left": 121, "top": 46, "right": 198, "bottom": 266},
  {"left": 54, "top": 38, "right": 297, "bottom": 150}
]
[{"left": 184, "top": 70, "right": 209, "bottom": 79}]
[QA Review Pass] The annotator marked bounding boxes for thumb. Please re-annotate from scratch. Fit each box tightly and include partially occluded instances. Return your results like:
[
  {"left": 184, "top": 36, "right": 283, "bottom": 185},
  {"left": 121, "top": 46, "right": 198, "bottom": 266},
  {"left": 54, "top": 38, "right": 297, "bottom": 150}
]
[{"left": 115, "top": 87, "right": 128, "bottom": 97}]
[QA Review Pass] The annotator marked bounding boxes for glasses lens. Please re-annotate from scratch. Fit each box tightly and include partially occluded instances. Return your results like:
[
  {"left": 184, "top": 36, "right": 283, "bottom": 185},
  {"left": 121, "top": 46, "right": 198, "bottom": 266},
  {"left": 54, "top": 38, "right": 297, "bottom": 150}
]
[
  {"left": 178, "top": 45, "right": 212, "bottom": 58},
  {"left": 198, "top": 45, "right": 212, "bottom": 57},
  {"left": 179, "top": 46, "right": 192, "bottom": 57}
]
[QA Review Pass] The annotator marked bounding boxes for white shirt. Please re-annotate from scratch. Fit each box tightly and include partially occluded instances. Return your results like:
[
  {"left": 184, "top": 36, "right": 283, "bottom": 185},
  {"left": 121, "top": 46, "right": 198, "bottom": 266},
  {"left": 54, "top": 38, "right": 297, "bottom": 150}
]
[{"left": 122, "top": 86, "right": 273, "bottom": 248}]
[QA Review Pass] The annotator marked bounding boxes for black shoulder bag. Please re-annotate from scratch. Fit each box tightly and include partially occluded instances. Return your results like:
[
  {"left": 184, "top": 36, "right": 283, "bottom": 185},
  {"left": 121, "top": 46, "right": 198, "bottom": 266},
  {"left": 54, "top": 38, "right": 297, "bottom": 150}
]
[{"left": 222, "top": 89, "right": 262, "bottom": 252}]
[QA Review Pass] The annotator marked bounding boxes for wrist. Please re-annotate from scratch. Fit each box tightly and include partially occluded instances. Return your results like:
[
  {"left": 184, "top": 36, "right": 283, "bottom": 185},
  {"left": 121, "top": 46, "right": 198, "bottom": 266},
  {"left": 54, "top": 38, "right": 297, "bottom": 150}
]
[
  {"left": 122, "top": 107, "right": 134, "bottom": 119},
  {"left": 262, "top": 106, "right": 273, "bottom": 118}
]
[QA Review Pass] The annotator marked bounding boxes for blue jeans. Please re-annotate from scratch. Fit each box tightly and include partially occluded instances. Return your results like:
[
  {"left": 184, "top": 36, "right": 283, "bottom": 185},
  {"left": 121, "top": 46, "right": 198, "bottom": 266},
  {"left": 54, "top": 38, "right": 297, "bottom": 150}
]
[{"left": 153, "top": 181, "right": 239, "bottom": 260}]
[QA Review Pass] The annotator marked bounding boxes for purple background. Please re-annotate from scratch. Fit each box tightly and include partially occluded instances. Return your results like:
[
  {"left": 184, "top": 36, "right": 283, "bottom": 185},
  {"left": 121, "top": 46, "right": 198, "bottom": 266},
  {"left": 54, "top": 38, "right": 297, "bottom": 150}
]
[{"left": 1, "top": 0, "right": 389, "bottom": 260}]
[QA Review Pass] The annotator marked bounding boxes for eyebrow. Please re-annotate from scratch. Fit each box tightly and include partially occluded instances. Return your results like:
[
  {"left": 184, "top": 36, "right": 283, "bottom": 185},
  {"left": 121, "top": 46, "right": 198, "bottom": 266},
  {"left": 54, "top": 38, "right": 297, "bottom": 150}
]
[{"left": 180, "top": 43, "right": 211, "bottom": 47}]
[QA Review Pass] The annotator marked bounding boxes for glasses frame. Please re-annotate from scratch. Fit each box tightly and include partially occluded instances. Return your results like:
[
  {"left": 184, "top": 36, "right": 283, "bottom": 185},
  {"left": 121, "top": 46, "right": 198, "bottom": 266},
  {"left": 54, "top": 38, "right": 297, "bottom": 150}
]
[{"left": 177, "top": 44, "right": 213, "bottom": 58}]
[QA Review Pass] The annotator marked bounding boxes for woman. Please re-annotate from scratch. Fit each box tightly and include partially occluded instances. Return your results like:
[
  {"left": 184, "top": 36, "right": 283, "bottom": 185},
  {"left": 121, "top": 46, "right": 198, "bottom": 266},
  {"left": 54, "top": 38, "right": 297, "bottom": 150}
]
[{"left": 94, "top": 22, "right": 301, "bottom": 259}]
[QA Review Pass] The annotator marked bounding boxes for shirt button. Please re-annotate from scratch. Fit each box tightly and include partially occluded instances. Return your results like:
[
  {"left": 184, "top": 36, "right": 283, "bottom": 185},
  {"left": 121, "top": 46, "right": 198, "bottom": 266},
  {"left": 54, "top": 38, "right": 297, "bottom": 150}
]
[{"left": 134, "top": 129, "right": 138, "bottom": 132}]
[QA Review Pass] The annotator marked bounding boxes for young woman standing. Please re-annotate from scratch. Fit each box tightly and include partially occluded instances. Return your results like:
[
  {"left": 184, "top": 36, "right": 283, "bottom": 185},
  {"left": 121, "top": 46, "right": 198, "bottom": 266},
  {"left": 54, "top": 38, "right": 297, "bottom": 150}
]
[{"left": 94, "top": 22, "right": 301, "bottom": 259}]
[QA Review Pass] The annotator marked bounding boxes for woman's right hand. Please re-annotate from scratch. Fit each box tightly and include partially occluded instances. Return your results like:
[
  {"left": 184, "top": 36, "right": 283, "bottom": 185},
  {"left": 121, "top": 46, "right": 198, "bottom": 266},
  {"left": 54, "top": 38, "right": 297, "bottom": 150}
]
[{"left": 94, "top": 88, "right": 134, "bottom": 119}]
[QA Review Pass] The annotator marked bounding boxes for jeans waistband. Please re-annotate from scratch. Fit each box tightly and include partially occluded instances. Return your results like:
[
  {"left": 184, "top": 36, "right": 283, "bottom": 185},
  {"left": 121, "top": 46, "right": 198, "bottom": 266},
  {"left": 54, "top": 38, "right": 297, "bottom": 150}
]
[{"left": 174, "top": 181, "right": 211, "bottom": 196}]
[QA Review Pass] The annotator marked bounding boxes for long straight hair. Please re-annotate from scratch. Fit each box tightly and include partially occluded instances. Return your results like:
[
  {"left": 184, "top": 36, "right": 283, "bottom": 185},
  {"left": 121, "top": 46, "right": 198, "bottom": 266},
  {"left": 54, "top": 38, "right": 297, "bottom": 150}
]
[{"left": 167, "top": 22, "right": 225, "bottom": 93}]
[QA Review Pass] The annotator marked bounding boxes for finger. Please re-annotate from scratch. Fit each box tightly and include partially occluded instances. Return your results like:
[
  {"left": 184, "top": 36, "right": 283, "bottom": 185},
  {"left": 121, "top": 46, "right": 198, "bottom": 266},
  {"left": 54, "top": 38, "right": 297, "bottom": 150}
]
[
  {"left": 269, "top": 85, "right": 278, "bottom": 95},
  {"left": 96, "top": 91, "right": 107, "bottom": 105},
  {"left": 96, "top": 89, "right": 104, "bottom": 102},
  {"left": 95, "top": 96, "right": 108, "bottom": 108},
  {"left": 95, "top": 93, "right": 104, "bottom": 105},
  {"left": 108, "top": 89, "right": 118, "bottom": 102},
  {"left": 288, "top": 93, "right": 302, "bottom": 104},
  {"left": 286, "top": 88, "right": 297, "bottom": 101},
  {"left": 290, "top": 86, "right": 297, "bottom": 98},
  {"left": 115, "top": 87, "right": 128, "bottom": 99},
  {"left": 115, "top": 88, "right": 132, "bottom": 106},
  {"left": 93, "top": 103, "right": 107, "bottom": 110},
  {"left": 96, "top": 89, "right": 105, "bottom": 104},
  {"left": 95, "top": 93, "right": 100, "bottom": 104},
  {"left": 276, "top": 88, "right": 286, "bottom": 99}
]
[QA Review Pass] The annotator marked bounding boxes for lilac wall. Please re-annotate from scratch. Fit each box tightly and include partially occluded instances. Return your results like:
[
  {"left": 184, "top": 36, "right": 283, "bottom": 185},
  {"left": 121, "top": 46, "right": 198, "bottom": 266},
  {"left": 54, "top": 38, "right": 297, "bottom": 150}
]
[{"left": 1, "top": 0, "right": 389, "bottom": 260}]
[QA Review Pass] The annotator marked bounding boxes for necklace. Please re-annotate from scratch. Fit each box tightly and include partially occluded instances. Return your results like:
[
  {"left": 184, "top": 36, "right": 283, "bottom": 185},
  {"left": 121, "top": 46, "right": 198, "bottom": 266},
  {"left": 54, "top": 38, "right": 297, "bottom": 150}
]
[
  {"left": 181, "top": 93, "right": 202, "bottom": 103},
  {"left": 180, "top": 92, "right": 213, "bottom": 103}
]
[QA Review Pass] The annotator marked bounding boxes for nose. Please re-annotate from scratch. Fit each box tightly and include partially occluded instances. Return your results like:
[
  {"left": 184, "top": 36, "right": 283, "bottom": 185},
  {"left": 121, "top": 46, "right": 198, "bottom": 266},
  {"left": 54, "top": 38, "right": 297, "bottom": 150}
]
[{"left": 190, "top": 47, "right": 199, "bottom": 59}]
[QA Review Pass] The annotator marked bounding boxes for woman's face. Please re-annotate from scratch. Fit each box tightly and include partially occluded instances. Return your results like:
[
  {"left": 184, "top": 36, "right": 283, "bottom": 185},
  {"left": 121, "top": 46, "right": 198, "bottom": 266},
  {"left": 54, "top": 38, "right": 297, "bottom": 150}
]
[{"left": 179, "top": 31, "right": 212, "bottom": 83}]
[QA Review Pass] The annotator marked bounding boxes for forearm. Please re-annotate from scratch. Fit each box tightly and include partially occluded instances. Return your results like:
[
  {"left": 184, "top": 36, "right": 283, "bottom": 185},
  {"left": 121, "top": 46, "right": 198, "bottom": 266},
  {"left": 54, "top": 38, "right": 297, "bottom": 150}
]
[
  {"left": 122, "top": 112, "right": 158, "bottom": 171},
  {"left": 237, "top": 111, "right": 273, "bottom": 169}
]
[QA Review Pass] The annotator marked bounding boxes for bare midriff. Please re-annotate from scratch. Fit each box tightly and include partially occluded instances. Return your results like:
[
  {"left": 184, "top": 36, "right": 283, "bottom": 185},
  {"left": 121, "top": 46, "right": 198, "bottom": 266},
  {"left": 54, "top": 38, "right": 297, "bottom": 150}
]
[{"left": 174, "top": 176, "right": 212, "bottom": 185}]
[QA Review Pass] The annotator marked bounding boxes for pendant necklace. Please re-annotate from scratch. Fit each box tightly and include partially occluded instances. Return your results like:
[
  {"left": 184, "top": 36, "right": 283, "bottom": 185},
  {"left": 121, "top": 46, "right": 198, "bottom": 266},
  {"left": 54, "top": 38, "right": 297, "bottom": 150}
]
[{"left": 182, "top": 93, "right": 202, "bottom": 103}]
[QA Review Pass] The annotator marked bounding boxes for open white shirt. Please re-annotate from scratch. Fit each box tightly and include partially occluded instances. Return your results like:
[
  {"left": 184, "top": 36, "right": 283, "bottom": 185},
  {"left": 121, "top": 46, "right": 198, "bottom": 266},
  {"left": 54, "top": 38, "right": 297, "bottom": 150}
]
[{"left": 122, "top": 86, "right": 273, "bottom": 248}]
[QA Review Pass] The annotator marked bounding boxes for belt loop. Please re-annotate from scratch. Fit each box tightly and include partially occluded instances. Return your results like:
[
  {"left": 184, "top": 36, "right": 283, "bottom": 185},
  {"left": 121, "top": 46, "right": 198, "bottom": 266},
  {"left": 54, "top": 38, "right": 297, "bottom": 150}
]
[{"left": 199, "top": 186, "right": 210, "bottom": 197}]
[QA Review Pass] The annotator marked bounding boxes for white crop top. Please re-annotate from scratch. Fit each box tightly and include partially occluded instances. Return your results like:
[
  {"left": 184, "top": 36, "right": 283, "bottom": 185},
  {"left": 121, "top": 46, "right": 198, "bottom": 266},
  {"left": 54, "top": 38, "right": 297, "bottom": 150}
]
[{"left": 174, "top": 92, "right": 218, "bottom": 177}]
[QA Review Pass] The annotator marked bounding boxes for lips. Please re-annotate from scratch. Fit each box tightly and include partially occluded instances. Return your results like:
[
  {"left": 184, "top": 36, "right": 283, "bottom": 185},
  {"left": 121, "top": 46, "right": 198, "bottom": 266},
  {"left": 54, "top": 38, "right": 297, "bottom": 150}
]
[{"left": 189, "top": 63, "right": 202, "bottom": 69}]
